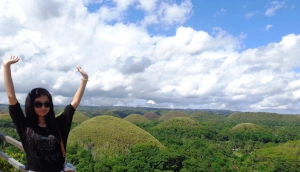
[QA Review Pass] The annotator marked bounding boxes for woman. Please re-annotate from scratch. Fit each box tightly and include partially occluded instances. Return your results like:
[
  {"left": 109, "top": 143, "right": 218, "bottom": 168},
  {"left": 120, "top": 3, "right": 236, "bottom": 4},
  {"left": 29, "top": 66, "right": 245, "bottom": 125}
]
[{"left": 3, "top": 55, "right": 88, "bottom": 172}]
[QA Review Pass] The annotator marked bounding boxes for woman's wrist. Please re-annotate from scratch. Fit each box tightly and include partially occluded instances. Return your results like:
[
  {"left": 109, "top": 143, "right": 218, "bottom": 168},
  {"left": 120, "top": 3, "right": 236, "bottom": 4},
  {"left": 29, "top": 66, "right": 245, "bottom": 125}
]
[
  {"left": 81, "top": 78, "right": 89, "bottom": 82},
  {"left": 2, "top": 63, "right": 11, "bottom": 67}
]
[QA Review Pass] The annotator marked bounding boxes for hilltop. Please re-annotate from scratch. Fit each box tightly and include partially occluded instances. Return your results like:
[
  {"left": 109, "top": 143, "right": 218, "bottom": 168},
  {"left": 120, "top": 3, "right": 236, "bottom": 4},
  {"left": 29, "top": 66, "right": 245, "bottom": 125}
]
[
  {"left": 124, "top": 114, "right": 151, "bottom": 124},
  {"left": 158, "top": 111, "right": 189, "bottom": 121},
  {"left": 68, "top": 116, "right": 164, "bottom": 159},
  {"left": 228, "top": 112, "right": 300, "bottom": 126},
  {"left": 154, "top": 117, "right": 200, "bottom": 129}
]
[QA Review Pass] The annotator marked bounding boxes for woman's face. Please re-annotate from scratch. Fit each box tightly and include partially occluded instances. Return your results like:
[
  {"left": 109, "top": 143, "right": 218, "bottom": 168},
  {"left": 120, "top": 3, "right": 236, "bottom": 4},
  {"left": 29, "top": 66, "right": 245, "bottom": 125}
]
[{"left": 34, "top": 95, "right": 51, "bottom": 117}]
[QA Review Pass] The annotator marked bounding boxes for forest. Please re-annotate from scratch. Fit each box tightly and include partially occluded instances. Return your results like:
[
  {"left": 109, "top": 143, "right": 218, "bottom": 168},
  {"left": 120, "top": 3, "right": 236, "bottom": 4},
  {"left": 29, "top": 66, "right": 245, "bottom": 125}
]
[{"left": 1, "top": 104, "right": 300, "bottom": 172}]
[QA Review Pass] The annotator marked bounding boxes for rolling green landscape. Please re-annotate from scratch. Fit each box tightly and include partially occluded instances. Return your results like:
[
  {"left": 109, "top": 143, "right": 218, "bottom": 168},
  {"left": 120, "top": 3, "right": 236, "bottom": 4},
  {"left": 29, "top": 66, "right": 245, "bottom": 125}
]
[{"left": 1, "top": 104, "right": 300, "bottom": 171}]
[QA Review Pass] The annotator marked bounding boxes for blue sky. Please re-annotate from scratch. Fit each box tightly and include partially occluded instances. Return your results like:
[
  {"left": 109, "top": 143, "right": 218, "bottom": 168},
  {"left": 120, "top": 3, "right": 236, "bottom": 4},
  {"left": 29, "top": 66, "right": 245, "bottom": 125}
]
[
  {"left": 1, "top": 0, "right": 300, "bottom": 114},
  {"left": 187, "top": 0, "right": 297, "bottom": 49},
  {"left": 88, "top": 0, "right": 299, "bottom": 49}
]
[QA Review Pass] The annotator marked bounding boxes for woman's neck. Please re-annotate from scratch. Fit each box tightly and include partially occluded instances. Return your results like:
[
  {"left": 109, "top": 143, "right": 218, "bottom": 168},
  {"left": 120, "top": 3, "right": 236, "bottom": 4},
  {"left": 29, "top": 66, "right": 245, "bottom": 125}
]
[{"left": 38, "top": 116, "right": 46, "bottom": 127}]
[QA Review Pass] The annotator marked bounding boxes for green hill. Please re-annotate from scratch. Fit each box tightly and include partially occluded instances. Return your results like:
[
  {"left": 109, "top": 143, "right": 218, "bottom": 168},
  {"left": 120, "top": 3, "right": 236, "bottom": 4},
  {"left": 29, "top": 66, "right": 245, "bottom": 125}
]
[
  {"left": 227, "top": 112, "right": 300, "bottom": 126},
  {"left": 72, "top": 111, "right": 90, "bottom": 123},
  {"left": 0, "top": 112, "right": 11, "bottom": 121},
  {"left": 124, "top": 114, "right": 151, "bottom": 124},
  {"left": 143, "top": 112, "right": 159, "bottom": 120},
  {"left": 0, "top": 105, "right": 9, "bottom": 113},
  {"left": 0, "top": 110, "right": 89, "bottom": 123},
  {"left": 241, "top": 140, "right": 300, "bottom": 171},
  {"left": 190, "top": 111, "right": 222, "bottom": 121},
  {"left": 155, "top": 117, "right": 200, "bottom": 129},
  {"left": 68, "top": 116, "right": 164, "bottom": 159},
  {"left": 102, "top": 110, "right": 122, "bottom": 118},
  {"left": 56, "top": 110, "right": 89, "bottom": 123},
  {"left": 231, "top": 123, "right": 262, "bottom": 132},
  {"left": 158, "top": 111, "right": 189, "bottom": 121},
  {"left": 153, "top": 109, "right": 170, "bottom": 116}
]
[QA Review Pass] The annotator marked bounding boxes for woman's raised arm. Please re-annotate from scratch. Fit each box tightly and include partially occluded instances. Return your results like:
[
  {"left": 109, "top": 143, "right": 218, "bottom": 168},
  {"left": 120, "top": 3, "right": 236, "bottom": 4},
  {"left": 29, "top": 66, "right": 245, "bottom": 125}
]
[
  {"left": 3, "top": 56, "right": 20, "bottom": 105},
  {"left": 70, "top": 66, "right": 88, "bottom": 109}
]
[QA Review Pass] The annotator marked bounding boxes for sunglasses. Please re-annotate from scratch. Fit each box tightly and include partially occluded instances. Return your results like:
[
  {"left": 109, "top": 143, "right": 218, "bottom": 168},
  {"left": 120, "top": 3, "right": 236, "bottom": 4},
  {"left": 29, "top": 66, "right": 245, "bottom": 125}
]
[{"left": 34, "top": 101, "right": 52, "bottom": 108}]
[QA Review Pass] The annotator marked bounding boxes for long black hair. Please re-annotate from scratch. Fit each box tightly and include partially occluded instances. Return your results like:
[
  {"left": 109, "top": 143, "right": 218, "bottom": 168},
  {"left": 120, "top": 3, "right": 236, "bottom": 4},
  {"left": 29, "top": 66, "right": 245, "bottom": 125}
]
[{"left": 24, "top": 88, "right": 60, "bottom": 154}]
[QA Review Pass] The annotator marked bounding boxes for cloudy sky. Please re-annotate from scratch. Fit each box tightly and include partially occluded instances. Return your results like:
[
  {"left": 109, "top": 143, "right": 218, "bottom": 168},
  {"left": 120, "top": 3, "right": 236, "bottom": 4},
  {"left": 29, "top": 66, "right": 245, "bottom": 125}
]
[{"left": 0, "top": 0, "right": 300, "bottom": 114}]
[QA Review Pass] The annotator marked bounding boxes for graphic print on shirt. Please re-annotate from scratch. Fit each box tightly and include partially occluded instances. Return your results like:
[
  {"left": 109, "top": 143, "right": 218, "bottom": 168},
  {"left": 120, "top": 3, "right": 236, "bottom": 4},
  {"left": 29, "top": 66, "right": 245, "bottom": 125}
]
[
  {"left": 37, "top": 136, "right": 56, "bottom": 150},
  {"left": 35, "top": 136, "right": 60, "bottom": 162}
]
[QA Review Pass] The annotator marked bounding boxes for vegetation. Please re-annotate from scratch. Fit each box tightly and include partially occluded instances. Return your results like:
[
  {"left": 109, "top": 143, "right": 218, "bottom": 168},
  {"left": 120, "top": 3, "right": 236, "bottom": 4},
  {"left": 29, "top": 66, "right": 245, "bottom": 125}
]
[
  {"left": 56, "top": 110, "right": 90, "bottom": 123},
  {"left": 231, "top": 123, "right": 263, "bottom": 132},
  {"left": 154, "top": 117, "right": 200, "bottom": 129},
  {"left": 72, "top": 111, "right": 90, "bottom": 123},
  {"left": 67, "top": 116, "right": 164, "bottom": 159},
  {"left": 240, "top": 140, "right": 300, "bottom": 171},
  {"left": 228, "top": 112, "right": 300, "bottom": 126},
  {"left": 143, "top": 112, "right": 159, "bottom": 120},
  {"left": 124, "top": 114, "right": 151, "bottom": 124},
  {"left": 0, "top": 112, "right": 12, "bottom": 121},
  {"left": 158, "top": 111, "right": 189, "bottom": 121},
  {"left": 1, "top": 106, "right": 300, "bottom": 171},
  {"left": 190, "top": 111, "right": 223, "bottom": 121}
]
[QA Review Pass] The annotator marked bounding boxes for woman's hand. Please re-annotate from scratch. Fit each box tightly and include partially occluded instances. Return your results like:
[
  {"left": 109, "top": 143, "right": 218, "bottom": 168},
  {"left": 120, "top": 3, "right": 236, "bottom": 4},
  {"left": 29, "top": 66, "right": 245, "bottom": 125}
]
[
  {"left": 71, "top": 66, "right": 89, "bottom": 109},
  {"left": 77, "top": 66, "right": 89, "bottom": 80},
  {"left": 3, "top": 56, "right": 20, "bottom": 66},
  {"left": 3, "top": 55, "right": 19, "bottom": 105}
]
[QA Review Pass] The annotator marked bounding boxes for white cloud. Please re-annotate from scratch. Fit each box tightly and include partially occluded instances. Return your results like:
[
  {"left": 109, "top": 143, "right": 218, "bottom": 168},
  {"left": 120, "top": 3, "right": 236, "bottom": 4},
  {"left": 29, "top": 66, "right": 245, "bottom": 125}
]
[
  {"left": 214, "top": 8, "right": 226, "bottom": 18},
  {"left": 141, "top": 0, "right": 193, "bottom": 28},
  {"left": 147, "top": 100, "right": 156, "bottom": 104},
  {"left": 1, "top": 0, "right": 300, "bottom": 114},
  {"left": 242, "top": 2, "right": 249, "bottom": 9},
  {"left": 90, "top": 0, "right": 193, "bottom": 28},
  {"left": 137, "top": 0, "right": 157, "bottom": 12},
  {"left": 113, "top": 0, "right": 136, "bottom": 10},
  {"left": 265, "top": 24, "right": 273, "bottom": 31},
  {"left": 265, "top": 1, "right": 285, "bottom": 16},
  {"left": 245, "top": 10, "right": 259, "bottom": 19},
  {"left": 292, "top": 89, "right": 300, "bottom": 99},
  {"left": 82, "top": 0, "right": 103, "bottom": 6}
]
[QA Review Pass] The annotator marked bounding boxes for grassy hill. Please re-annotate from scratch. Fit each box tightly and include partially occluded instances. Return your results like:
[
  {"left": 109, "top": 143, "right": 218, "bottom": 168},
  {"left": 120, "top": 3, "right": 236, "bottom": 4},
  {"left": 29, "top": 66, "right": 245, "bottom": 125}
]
[
  {"left": 143, "top": 112, "right": 159, "bottom": 120},
  {"left": 0, "top": 105, "right": 9, "bottom": 113},
  {"left": 0, "top": 110, "right": 88, "bottom": 123},
  {"left": 56, "top": 110, "right": 89, "bottom": 123},
  {"left": 190, "top": 111, "right": 223, "bottom": 122},
  {"left": 124, "top": 114, "right": 151, "bottom": 124},
  {"left": 0, "top": 112, "right": 11, "bottom": 121},
  {"left": 102, "top": 110, "right": 122, "bottom": 118},
  {"left": 68, "top": 116, "right": 164, "bottom": 159},
  {"left": 241, "top": 140, "right": 300, "bottom": 171},
  {"left": 72, "top": 111, "right": 90, "bottom": 123},
  {"left": 152, "top": 109, "right": 171, "bottom": 116},
  {"left": 158, "top": 111, "right": 189, "bottom": 121},
  {"left": 155, "top": 117, "right": 200, "bottom": 129},
  {"left": 76, "top": 106, "right": 154, "bottom": 118},
  {"left": 231, "top": 123, "right": 262, "bottom": 132},
  {"left": 227, "top": 112, "right": 300, "bottom": 126}
]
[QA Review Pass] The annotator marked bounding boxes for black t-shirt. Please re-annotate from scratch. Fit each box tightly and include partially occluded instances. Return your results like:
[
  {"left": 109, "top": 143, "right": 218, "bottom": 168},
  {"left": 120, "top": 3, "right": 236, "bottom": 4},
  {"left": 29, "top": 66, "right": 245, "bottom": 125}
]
[{"left": 9, "top": 102, "right": 75, "bottom": 172}]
